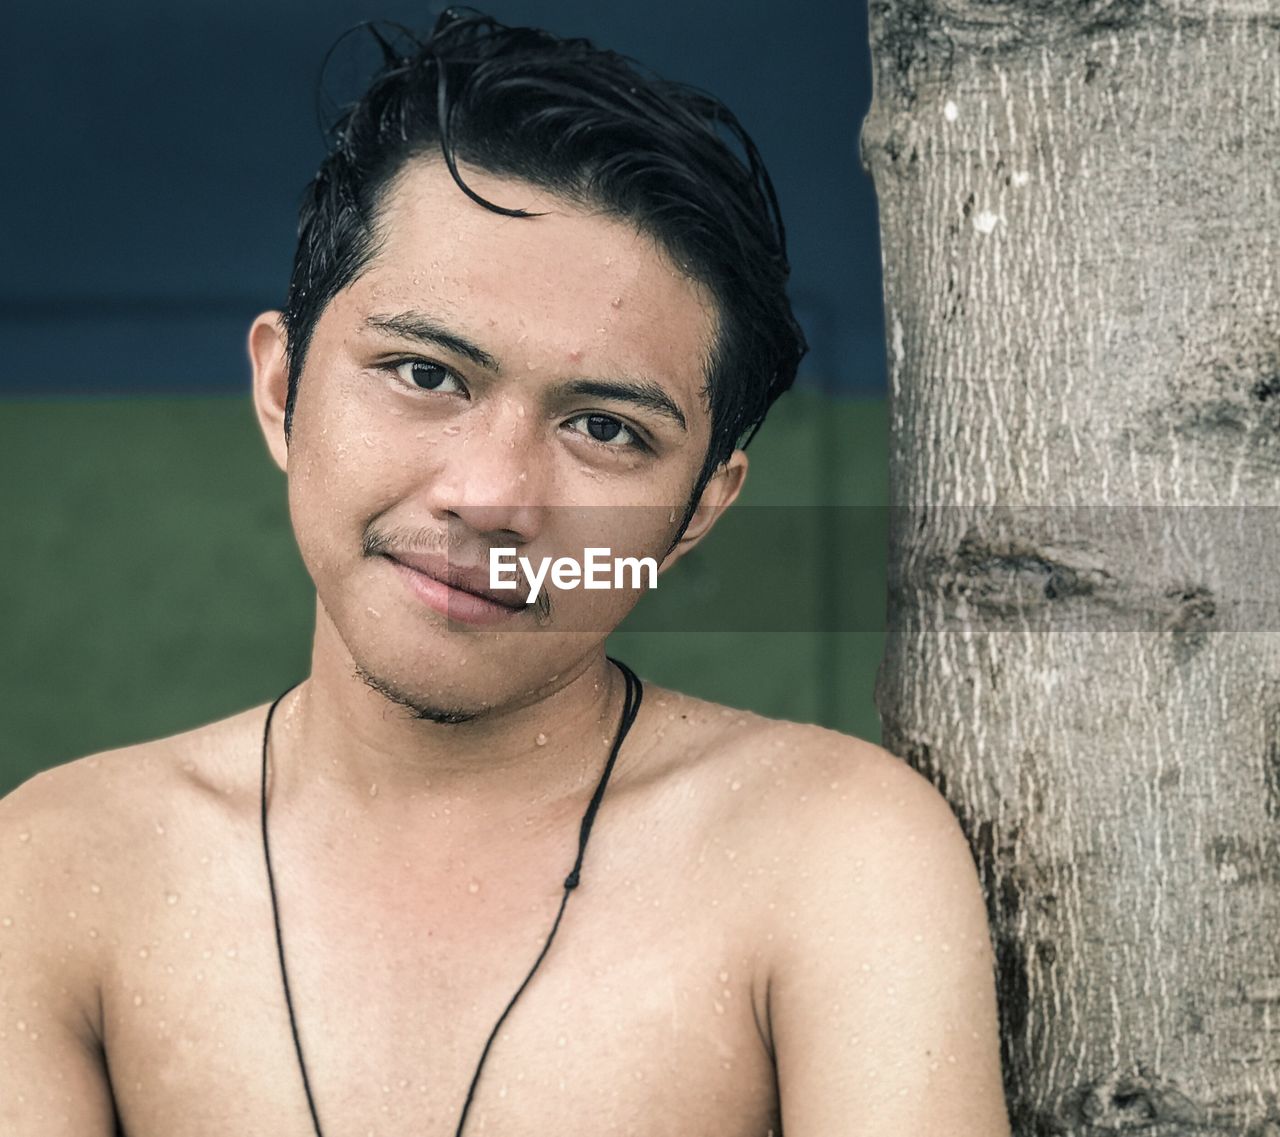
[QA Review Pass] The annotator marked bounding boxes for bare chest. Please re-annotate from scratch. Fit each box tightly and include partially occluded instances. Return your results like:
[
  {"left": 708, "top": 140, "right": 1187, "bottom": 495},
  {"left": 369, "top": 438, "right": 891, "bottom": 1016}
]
[{"left": 100, "top": 803, "right": 781, "bottom": 1137}]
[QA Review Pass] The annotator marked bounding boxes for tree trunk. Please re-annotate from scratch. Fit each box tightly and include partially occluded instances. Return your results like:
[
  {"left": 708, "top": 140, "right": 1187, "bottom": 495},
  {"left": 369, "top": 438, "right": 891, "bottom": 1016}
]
[{"left": 863, "top": 2, "right": 1280, "bottom": 1133}]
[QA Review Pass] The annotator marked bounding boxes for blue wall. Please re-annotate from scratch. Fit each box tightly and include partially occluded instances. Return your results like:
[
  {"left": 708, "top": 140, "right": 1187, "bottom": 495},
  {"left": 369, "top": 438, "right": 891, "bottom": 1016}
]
[{"left": 0, "top": 0, "right": 884, "bottom": 398}]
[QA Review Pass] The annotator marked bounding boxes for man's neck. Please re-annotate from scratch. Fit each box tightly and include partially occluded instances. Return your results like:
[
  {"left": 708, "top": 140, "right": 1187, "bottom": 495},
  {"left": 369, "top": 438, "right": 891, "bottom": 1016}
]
[{"left": 267, "top": 623, "right": 632, "bottom": 831}]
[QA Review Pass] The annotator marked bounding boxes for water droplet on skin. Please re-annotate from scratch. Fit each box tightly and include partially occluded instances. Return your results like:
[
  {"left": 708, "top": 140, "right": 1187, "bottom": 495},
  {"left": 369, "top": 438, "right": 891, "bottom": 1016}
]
[
  {"left": 369, "top": 783, "right": 379, "bottom": 798},
  {"left": 89, "top": 882, "right": 101, "bottom": 895},
  {"left": 730, "top": 780, "right": 742, "bottom": 791},
  {"left": 88, "top": 928, "right": 99, "bottom": 938},
  {"left": 366, "top": 606, "right": 382, "bottom": 619},
  {"left": 17, "top": 832, "right": 30, "bottom": 843},
  {"left": 556, "top": 1035, "right": 567, "bottom": 1047},
  {"left": 713, "top": 1001, "right": 725, "bottom": 1015},
  {"left": 155, "top": 822, "right": 166, "bottom": 836},
  {"left": 165, "top": 893, "right": 179, "bottom": 906},
  {"left": 225, "top": 947, "right": 238, "bottom": 959},
  {"left": 1, "top": 917, "right": 11, "bottom": 927},
  {"left": 138, "top": 948, "right": 150, "bottom": 959},
  {"left": 516, "top": 405, "right": 525, "bottom": 418},
  {"left": 67, "top": 911, "right": 77, "bottom": 920},
  {"left": 17, "top": 1020, "right": 27, "bottom": 1032},
  {"left": 611, "top": 296, "right": 622, "bottom": 308},
  {"left": 535, "top": 733, "right": 548, "bottom": 747},
  {"left": 133, "top": 995, "right": 144, "bottom": 1007},
  {"left": 468, "top": 879, "right": 481, "bottom": 894}
]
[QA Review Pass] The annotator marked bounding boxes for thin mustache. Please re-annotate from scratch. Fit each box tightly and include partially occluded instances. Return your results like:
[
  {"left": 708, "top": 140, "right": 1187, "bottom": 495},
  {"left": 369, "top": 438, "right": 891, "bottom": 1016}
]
[{"left": 362, "top": 528, "right": 453, "bottom": 559}]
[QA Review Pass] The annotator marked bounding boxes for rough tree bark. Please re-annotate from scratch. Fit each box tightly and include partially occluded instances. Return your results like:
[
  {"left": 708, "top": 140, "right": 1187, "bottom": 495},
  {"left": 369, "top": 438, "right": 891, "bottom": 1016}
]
[{"left": 863, "top": 2, "right": 1280, "bottom": 1133}]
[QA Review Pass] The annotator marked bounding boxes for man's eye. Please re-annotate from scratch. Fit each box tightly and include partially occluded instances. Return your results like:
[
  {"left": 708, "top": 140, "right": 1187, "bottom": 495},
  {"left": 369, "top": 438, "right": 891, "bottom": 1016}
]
[
  {"left": 392, "top": 360, "right": 464, "bottom": 392},
  {"left": 568, "top": 413, "right": 644, "bottom": 449}
]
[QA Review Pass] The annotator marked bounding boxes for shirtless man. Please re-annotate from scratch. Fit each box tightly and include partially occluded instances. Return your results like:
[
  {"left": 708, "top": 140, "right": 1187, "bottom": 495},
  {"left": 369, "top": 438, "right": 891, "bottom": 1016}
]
[{"left": 0, "top": 11, "right": 1009, "bottom": 1136}]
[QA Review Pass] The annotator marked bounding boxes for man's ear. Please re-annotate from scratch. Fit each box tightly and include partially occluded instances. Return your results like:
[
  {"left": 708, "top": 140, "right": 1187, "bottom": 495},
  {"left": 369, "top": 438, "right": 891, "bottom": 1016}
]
[
  {"left": 248, "top": 311, "right": 291, "bottom": 473},
  {"left": 659, "top": 450, "right": 749, "bottom": 573}
]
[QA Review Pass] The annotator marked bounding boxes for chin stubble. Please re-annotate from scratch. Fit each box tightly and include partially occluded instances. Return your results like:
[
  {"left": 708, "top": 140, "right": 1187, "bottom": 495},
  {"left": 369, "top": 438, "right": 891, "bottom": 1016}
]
[{"left": 353, "top": 662, "right": 482, "bottom": 725}]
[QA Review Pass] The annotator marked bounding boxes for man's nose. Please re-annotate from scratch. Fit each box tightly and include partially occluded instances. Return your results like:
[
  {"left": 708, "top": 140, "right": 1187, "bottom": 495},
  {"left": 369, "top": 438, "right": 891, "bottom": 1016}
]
[{"left": 425, "top": 399, "right": 548, "bottom": 541}]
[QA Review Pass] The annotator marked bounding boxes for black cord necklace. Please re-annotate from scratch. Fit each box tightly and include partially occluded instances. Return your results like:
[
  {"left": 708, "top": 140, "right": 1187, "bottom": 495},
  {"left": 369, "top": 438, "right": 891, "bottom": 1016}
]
[{"left": 259, "top": 658, "right": 644, "bottom": 1137}]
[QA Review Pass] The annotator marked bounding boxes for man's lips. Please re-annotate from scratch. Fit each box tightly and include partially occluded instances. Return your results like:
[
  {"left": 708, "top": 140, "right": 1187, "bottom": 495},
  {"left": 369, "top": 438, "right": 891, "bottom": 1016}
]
[{"left": 381, "top": 549, "right": 530, "bottom": 611}]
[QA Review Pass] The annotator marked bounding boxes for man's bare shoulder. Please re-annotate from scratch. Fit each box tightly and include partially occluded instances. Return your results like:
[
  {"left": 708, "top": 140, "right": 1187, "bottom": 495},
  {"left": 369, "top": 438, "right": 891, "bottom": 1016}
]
[
  {"left": 0, "top": 704, "right": 280, "bottom": 1134},
  {"left": 641, "top": 688, "right": 1006, "bottom": 1132},
  {"left": 639, "top": 683, "right": 984, "bottom": 952},
  {"left": 638, "top": 682, "right": 951, "bottom": 837},
  {"left": 0, "top": 700, "right": 269, "bottom": 866}
]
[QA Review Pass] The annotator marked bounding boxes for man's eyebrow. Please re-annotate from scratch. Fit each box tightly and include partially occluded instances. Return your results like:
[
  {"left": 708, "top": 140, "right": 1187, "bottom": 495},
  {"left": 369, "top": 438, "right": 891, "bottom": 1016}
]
[
  {"left": 365, "top": 313, "right": 686, "bottom": 430},
  {"left": 364, "top": 312, "right": 501, "bottom": 373},
  {"left": 559, "top": 378, "right": 688, "bottom": 431}
]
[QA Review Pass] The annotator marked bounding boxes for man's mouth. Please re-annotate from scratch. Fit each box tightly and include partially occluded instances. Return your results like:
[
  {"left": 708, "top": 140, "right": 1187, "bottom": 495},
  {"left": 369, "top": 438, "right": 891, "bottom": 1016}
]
[{"left": 381, "top": 548, "right": 530, "bottom": 623}]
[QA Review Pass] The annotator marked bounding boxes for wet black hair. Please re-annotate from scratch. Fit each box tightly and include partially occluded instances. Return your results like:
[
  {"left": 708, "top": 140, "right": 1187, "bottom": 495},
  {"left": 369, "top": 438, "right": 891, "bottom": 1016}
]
[{"left": 282, "top": 7, "right": 808, "bottom": 504}]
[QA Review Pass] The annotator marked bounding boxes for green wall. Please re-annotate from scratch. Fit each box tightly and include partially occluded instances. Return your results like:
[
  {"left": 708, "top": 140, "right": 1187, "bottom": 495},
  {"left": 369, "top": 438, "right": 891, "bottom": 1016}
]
[{"left": 0, "top": 391, "right": 887, "bottom": 796}]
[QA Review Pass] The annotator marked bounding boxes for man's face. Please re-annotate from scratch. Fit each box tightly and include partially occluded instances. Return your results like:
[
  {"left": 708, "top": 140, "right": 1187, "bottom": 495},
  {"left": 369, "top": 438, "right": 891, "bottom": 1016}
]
[{"left": 267, "top": 158, "right": 732, "bottom": 716}]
